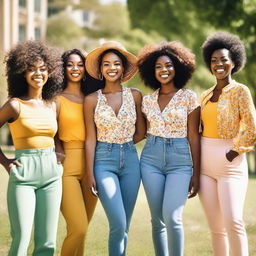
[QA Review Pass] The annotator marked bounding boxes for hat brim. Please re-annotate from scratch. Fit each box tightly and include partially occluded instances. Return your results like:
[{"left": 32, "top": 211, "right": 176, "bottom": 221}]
[{"left": 85, "top": 44, "right": 138, "bottom": 82}]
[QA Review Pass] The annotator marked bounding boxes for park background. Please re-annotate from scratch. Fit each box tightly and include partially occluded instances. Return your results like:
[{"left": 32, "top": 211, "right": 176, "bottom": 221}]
[{"left": 0, "top": 0, "right": 255, "bottom": 255}]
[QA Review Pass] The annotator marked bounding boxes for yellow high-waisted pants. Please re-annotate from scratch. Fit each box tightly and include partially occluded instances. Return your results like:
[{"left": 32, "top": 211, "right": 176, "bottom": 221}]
[{"left": 61, "top": 142, "right": 97, "bottom": 256}]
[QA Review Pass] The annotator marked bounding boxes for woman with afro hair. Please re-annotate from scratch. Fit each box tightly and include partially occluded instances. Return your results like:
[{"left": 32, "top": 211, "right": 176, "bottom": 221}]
[
  {"left": 0, "top": 40, "right": 63, "bottom": 256},
  {"left": 137, "top": 41, "right": 200, "bottom": 256},
  {"left": 199, "top": 32, "right": 256, "bottom": 256},
  {"left": 55, "top": 49, "right": 101, "bottom": 256}
]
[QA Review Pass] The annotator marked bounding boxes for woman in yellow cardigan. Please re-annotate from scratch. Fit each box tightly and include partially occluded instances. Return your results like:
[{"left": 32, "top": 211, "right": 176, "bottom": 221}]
[{"left": 199, "top": 32, "right": 256, "bottom": 256}]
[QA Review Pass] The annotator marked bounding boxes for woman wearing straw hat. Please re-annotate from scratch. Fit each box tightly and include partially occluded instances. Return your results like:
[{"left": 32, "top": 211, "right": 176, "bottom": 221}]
[
  {"left": 137, "top": 41, "right": 200, "bottom": 256},
  {"left": 84, "top": 41, "right": 146, "bottom": 255}
]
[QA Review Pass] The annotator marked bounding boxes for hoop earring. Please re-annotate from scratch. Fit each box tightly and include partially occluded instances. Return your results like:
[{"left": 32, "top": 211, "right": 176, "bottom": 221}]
[
  {"left": 82, "top": 75, "right": 86, "bottom": 82},
  {"left": 99, "top": 73, "right": 103, "bottom": 80},
  {"left": 120, "top": 73, "right": 124, "bottom": 81}
]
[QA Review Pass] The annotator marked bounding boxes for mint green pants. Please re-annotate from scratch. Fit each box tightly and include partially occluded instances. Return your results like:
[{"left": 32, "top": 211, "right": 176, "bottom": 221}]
[{"left": 7, "top": 148, "right": 63, "bottom": 256}]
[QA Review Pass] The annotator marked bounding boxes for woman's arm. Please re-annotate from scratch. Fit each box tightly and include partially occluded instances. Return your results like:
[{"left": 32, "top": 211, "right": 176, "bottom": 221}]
[
  {"left": 54, "top": 134, "right": 65, "bottom": 164},
  {"left": 53, "top": 96, "right": 65, "bottom": 164},
  {"left": 230, "top": 85, "right": 256, "bottom": 157},
  {"left": 187, "top": 106, "right": 201, "bottom": 198},
  {"left": 131, "top": 89, "right": 146, "bottom": 144},
  {"left": 84, "top": 93, "right": 98, "bottom": 197},
  {"left": 0, "top": 99, "right": 21, "bottom": 172}
]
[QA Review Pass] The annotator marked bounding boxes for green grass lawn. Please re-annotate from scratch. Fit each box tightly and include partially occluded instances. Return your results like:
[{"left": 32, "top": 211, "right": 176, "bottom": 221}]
[{"left": 0, "top": 153, "right": 255, "bottom": 255}]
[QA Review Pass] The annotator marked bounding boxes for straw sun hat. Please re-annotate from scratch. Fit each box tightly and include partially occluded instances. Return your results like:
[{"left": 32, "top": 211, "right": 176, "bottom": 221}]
[{"left": 85, "top": 41, "right": 138, "bottom": 82}]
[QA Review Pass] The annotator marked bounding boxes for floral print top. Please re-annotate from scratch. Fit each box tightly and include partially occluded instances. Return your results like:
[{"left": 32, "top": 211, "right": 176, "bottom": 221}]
[
  {"left": 94, "top": 86, "right": 136, "bottom": 144},
  {"left": 142, "top": 88, "right": 199, "bottom": 138},
  {"left": 201, "top": 80, "right": 256, "bottom": 153}
]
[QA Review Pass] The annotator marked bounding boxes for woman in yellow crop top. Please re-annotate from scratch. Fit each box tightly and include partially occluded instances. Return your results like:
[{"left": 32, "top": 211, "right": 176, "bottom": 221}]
[
  {"left": 199, "top": 32, "right": 256, "bottom": 256},
  {"left": 0, "top": 40, "right": 63, "bottom": 256},
  {"left": 55, "top": 49, "right": 101, "bottom": 256}
]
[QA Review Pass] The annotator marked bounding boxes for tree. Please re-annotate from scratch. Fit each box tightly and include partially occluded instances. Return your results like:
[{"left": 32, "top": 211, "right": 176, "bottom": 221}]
[
  {"left": 127, "top": 0, "right": 256, "bottom": 93},
  {"left": 91, "top": 3, "right": 130, "bottom": 38},
  {"left": 188, "top": 0, "right": 256, "bottom": 96},
  {"left": 127, "top": 0, "right": 217, "bottom": 89},
  {"left": 46, "top": 14, "right": 84, "bottom": 49}
]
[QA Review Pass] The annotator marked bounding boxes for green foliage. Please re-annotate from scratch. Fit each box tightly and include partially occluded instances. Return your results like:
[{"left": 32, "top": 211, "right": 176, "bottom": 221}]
[
  {"left": 127, "top": 0, "right": 256, "bottom": 94},
  {"left": 127, "top": 0, "right": 217, "bottom": 91},
  {"left": 188, "top": 0, "right": 256, "bottom": 95},
  {"left": 92, "top": 3, "right": 130, "bottom": 38},
  {"left": 46, "top": 15, "right": 84, "bottom": 49}
]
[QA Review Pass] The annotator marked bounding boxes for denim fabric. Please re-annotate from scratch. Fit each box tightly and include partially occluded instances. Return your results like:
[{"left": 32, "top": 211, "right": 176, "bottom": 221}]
[
  {"left": 140, "top": 135, "right": 193, "bottom": 256},
  {"left": 94, "top": 141, "right": 140, "bottom": 256}
]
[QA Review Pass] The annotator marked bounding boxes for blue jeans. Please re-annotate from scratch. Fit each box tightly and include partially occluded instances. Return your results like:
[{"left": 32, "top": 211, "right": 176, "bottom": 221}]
[
  {"left": 94, "top": 141, "right": 141, "bottom": 256},
  {"left": 140, "top": 135, "right": 193, "bottom": 256}
]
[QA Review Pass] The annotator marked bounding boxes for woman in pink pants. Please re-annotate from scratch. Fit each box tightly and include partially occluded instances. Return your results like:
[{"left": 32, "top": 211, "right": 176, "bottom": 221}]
[{"left": 199, "top": 32, "right": 256, "bottom": 256}]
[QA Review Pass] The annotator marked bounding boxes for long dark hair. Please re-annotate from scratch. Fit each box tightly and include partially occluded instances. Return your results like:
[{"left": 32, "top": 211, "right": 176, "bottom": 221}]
[{"left": 62, "top": 49, "right": 103, "bottom": 95}]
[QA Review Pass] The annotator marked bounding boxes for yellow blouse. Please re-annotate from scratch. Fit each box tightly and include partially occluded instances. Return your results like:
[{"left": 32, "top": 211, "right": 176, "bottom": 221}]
[
  {"left": 201, "top": 80, "right": 256, "bottom": 153},
  {"left": 201, "top": 101, "right": 219, "bottom": 138},
  {"left": 57, "top": 96, "right": 85, "bottom": 148},
  {"left": 8, "top": 98, "right": 57, "bottom": 149}
]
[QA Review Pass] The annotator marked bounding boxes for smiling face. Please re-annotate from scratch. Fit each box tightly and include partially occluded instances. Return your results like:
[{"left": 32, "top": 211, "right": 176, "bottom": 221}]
[
  {"left": 65, "top": 54, "right": 85, "bottom": 83},
  {"left": 25, "top": 59, "right": 48, "bottom": 89},
  {"left": 100, "top": 52, "right": 124, "bottom": 82},
  {"left": 154, "top": 55, "right": 175, "bottom": 85},
  {"left": 210, "top": 48, "right": 234, "bottom": 80}
]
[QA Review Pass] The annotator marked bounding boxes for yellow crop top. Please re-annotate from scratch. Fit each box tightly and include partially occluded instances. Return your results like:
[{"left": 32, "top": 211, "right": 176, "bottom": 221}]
[
  {"left": 8, "top": 99, "right": 57, "bottom": 149},
  {"left": 201, "top": 101, "right": 219, "bottom": 138},
  {"left": 57, "top": 96, "right": 85, "bottom": 145}
]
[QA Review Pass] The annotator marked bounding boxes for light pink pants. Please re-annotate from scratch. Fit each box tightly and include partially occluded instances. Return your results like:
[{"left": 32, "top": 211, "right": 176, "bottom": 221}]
[{"left": 199, "top": 137, "right": 248, "bottom": 256}]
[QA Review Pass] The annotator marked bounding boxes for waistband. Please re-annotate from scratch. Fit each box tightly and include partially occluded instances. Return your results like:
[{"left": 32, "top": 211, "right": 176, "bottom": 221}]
[
  {"left": 63, "top": 141, "right": 84, "bottom": 149},
  {"left": 201, "top": 137, "right": 233, "bottom": 146},
  {"left": 15, "top": 147, "right": 55, "bottom": 158},
  {"left": 146, "top": 134, "right": 188, "bottom": 143},
  {"left": 96, "top": 140, "right": 134, "bottom": 149}
]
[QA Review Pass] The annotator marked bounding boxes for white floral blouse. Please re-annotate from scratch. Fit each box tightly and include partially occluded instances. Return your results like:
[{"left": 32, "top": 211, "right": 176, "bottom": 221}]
[
  {"left": 94, "top": 86, "right": 136, "bottom": 144},
  {"left": 142, "top": 88, "right": 199, "bottom": 138}
]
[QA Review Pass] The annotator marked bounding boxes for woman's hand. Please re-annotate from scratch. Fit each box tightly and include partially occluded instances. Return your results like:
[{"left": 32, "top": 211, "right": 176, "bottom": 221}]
[
  {"left": 55, "top": 151, "right": 65, "bottom": 164},
  {"left": 226, "top": 150, "right": 239, "bottom": 162},
  {"left": 5, "top": 159, "right": 22, "bottom": 174},
  {"left": 87, "top": 173, "right": 98, "bottom": 197},
  {"left": 188, "top": 174, "right": 200, "bottom": 198}
]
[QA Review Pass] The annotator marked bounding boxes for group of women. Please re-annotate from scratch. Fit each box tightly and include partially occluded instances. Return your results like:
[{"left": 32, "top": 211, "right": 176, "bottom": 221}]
[{"left": 0, "top": 31, "right": 255, "bottom": 256}]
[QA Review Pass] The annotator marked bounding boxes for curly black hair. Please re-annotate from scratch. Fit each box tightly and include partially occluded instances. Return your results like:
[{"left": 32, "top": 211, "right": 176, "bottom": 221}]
[
  {"left": 4, "top": 40, "right": 63, "bottom": 100},
  {"left": 137, "top": 41, "right": 196, "bottom": 90},
  {"left": 62, "top": 48, "right": 104, "bottom": 95},
  {"left": 202, "top": 31, "right": 246, "bottom": 74}
]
